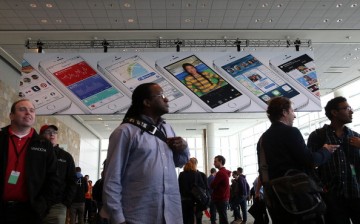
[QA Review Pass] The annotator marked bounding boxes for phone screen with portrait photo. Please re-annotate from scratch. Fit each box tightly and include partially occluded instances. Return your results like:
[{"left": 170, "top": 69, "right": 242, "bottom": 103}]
[{"left": 163, "top": 55, "right": 242, "bottom": 109}]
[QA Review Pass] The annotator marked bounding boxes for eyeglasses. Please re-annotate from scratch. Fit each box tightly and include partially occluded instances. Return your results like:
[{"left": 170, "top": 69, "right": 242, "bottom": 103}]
[
  {"left": 44, "top": 130, "right": 58, "bottom": 135},
  {"left": 337, "top": 106, "right": 353, "bottom": 111},
  {"left": 151, "top": 93, "right": 166, "bottom": 99}
]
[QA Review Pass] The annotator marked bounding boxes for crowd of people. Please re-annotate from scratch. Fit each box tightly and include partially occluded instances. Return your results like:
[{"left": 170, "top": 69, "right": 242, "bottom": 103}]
[{"left": 1, "top": 82, "right": 359, "bottom": 224}]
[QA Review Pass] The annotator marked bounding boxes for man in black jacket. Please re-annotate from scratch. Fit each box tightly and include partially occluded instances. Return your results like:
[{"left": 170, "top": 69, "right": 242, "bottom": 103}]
[
  {"left": 0, "top": 99, "right": 59, "bottom": 223},
  {"left": 40, "top": 124, "right": 77, "bottom": 224}
]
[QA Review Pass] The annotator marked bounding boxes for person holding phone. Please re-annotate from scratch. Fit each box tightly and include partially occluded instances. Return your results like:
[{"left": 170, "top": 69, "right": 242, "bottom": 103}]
[
  {"left": 307, "top": 96, "right": 360, "bottom": 224},
  {"left": 102, "top": 83, "right": 190, "bottom": 224},
  {"left": 182, "top": 63, "right": 224, "bottom": 96}
]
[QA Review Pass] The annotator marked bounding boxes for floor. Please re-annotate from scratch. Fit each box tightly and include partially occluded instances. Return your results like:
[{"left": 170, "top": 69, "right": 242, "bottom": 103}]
[{"left": 201, "top": 204, "right": 259, "bottom": 224}]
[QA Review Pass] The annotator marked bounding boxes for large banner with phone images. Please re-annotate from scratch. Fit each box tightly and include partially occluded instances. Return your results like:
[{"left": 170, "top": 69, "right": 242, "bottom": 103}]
[{"left": 21, "top": 51, "right": 320, "bottom": 114}]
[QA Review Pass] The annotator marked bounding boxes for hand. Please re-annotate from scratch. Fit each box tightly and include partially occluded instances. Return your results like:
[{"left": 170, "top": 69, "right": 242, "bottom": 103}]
[
  {"left": 323, "top": 144, "right": 340, "bottom": 153},
  {"left": 167, "top": 137, "right": 188, "bottom": 151},
  {"left": 349, "top": 136, "right": 360, "bottom": 148}
]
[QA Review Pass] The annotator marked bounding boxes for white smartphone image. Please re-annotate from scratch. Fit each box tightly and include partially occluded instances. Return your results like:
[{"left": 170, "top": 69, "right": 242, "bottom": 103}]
[
  {"left": 97, "top": 54, "right": 192, "bottom": 113},
  {"left": 38, "top": 55, "right": 131, "bottom": 114},
  {"left": 19, "top": 60, "right": 72, "bottom": 114},
  {"left": 155, "top": 53, "right": 251, "bottom": 112},
  {"left": 213, "top": 53, "right": 309, "bottom": 110},
  {"left": 269, "top": 52, "right": 320, "bottom": 105}
]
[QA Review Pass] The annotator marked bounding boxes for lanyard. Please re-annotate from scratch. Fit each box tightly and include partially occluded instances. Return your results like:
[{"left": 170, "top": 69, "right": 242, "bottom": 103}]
[{"left": 10, "top": 136, "right": 30, "bottom": 170}]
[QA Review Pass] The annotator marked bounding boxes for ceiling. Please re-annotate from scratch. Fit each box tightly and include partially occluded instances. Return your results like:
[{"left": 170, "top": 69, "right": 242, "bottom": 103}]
[{"left": 1, "top": 0, "right": 360, "bottom": 138}]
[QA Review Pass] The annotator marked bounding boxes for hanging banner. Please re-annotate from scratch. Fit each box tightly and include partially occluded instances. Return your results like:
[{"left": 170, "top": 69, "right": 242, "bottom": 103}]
[{"left": 20, "top": 51, "right": 320, "bottom": 115}]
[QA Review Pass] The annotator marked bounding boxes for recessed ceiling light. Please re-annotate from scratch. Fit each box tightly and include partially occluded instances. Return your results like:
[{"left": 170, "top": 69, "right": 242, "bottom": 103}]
[
  {"left": 268, "top": 19, "right": 273, "bottom": 23},
  {"left": 255, "top": 19, "right": 261, "bottom": 23},
  {"left": 128, "top": 19, "right": 134, "bottom": 23},
  {"left": 55, "top": 19, "right": 62, "bottom": 23},
  {"left": 185, "top": 18, "right": 191, "bottom": 22},
  {"left": 323, "top": 19, "right": 329, "bottom": 22},
  {"left": 262, "top": 3, "right": 268, "bottom": 7},
  {"left": 186, "top": 3, "right": 191, "bottom": 7},
  {"left": 41, "top": 19, "right": 48, "bottom": 23},
  {"left": 124, "top": 3, "right": 131, "bottom": 8},
  {"left": 46, "top": 3, "right": 53, "bottom": 8},
  {"left": 201, "top": 3, "right": 206, "bottom": 7},
  {"left": 200, "top": 18, "right": 205, "bottom": 23},
  {"left": 30, "top": 3, "right": 37, "bottom": 8},
  {"left": 336, "top": 3, "right": 342, "bottom": 8},
  {"left": 355, "top": 48, "right": 359, "bottom": 51},
  {"left": 337, "top": 19, "right": 343, "bottom": 22},
  {"left": 351, "top": 3, "right": 358, "bottom": 7},
  {"left": 277, "top": 4, "right": 283, "bottom": 7}
]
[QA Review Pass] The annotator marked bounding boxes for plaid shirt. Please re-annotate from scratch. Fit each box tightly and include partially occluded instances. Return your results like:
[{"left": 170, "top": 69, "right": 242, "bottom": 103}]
[{"left": 307, "top": 124, "right": 360, "bottom": 198}]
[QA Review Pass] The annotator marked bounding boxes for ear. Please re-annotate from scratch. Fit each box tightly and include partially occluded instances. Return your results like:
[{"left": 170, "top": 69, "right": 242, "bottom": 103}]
[
  {"left": 143, "top": 98, "right": 151, "bottom": 108},
  {"left": 330, "top": 109, "right": 338, "bottom": 118}
]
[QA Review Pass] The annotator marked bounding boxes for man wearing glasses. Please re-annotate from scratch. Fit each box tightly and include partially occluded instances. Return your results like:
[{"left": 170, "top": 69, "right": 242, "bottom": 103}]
[
  {"left": 308, "top": 96, "right": 360, "bottom": 224},
  {"left": 40, "top": 124, "right": 76, "bottom": 224},
  {"left": 0, "top": 99, "right": 59, "bottom": 223}
]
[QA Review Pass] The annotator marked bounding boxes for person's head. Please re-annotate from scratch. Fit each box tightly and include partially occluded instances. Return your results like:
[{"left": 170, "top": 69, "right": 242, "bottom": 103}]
[
  {"left": 214, "top": 155, "right": 226, "bottom": 169},
  {"left": 266, "top": 96, "right": 296, "bottom": 126},
  {"left": 237, "top": 167, "right": 243, "bottom": 175},
  {"left": 183, "top": 158, "right": 197, "bottom": 172},
  {"left": 84, "top": 175, "right": 89, "bottom": 180},
  {"left": 232, "top": 171, "right": 238, "bottom": 179},
  {"left": 9, "top": 99, "right": 35, "bottom": 130},
  {"left": 75, "top": 167, "right": 81, "bottom": 173},
  {"left": 40, "top": 124, "right": 58, "bottom": 146},
  {"left": 325, "top": 96, "right": 353, "bottom": 124},
  {"left": 123, "top": 83, "right": 169, "bottom": 120},
  {"left": 303, "top": 75, "right": 311, "bottom": 81},
  {"left": 210, "top": 168, "right": 217, "bottom": 175},
  {"left": 182, "top": 63, "right": 198, "bottom": 75}
]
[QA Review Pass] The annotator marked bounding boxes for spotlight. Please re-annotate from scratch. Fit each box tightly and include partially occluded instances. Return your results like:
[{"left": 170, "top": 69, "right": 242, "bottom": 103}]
[
  {"left": 294, "top": 38, "right": 301, "bottom": 51},
  {"left": 175, "top": 39, "right": 182, "bottom": 52},
  {"left": 102, "top": 40, "right": 109, "bottom": 53},
  {"left": 37, "top": 40, "right": 43, "bottom": 53},
  {"left": 234, "top": 38, "right": 241, "bottom": 52}
]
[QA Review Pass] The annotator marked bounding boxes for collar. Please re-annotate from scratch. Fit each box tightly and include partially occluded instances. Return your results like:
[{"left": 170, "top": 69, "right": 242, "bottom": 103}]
[
  {"left": 8, "top": 127, "right": 34, "bottom": 139},
  {"left": 140, "top": 114, "right": 166, "bottom": 126}
]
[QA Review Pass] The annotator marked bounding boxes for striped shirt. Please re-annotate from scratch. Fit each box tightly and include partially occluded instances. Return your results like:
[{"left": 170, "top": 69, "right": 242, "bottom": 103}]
[{"left": 307, "top": 124, "right": 360, "bottom": 198}]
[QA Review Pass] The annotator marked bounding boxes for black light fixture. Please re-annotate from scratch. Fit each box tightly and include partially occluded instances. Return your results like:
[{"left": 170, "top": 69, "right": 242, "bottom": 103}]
[
  {"left": 102, "top": 40, "right": 109, "bottom": 53},
  {"left": 175, "top": 39, "right": 182, "bottom": 52},
  {"left": 234, "top": 38, "right": 241, "bottom": 52},
  {"left": 37, "top": 40, "right": 43, "bottom": 53},
  {"left": 294, "top": 38, "right": 301, "bottom": 51}
]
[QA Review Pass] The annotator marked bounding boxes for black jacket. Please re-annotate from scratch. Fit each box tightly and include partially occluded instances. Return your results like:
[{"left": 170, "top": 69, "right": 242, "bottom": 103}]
[
  {"left": 0, "top": 126, "right": 60, "bottom": 219},
  {"left": 72, "top": 175, "right": 88, "bottom": 203},
  {"left": 53, "top": 145, "right": 76, "bottom": 207}
]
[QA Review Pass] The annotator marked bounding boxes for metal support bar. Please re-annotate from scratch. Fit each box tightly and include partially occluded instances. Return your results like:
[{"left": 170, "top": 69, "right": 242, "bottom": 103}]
[{"left": 25, "top": 39, "right": 312, "bottom": 50}]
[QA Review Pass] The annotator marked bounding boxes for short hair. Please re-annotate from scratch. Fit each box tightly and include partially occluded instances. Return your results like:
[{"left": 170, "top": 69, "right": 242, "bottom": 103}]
[
  {"left": 75, "top": 167, "right": 81, "bottom": 172},
  {"left": 183, "top": 159, "right": 197, "bottom": 172},
  {"left": 215, "top": 155, "right": 226, "bottom": 165},
  {"left": 266, "top": 96, "right": 292, "bottom": 123},
  {"left": 210, "top": 168, "right": 216, "bottom": 174},
  {"left": 237, "top": 167, "right": 243, "bottom": 174},
  {"left": 325, "top": 96, "right": 347, "bottom": 120},
  {"left": 182, "top": 63, "right": 194, "bottom": 71},
  {"left": 123, "top": 83, "right": 158, "bottom": 120},
  {"left": 10, "top": 99, "right": 32, "bottom": 114},
  {"left": 232, "top": 171, "right": 238, "bottom": 176}
]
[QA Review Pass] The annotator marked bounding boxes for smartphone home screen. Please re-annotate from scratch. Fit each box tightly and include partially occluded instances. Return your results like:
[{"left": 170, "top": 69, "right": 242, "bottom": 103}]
[
  {"left": 103, "top": 55, "right": 184, "bottom": 101},
  {"left": 46, "top": 56, "right": 124, "bottom": 110},
  {"left": 164, "top": 55, "right": 242, "bottom": 109},
  {"left": 221, "top": 54, "right": 300, "bottom": 103},
  {"left": 276, "top": 54, "right": 320, "bottom": 97},
  {"left": 20, "top": 60, "right": 66, "bottom": 108}
]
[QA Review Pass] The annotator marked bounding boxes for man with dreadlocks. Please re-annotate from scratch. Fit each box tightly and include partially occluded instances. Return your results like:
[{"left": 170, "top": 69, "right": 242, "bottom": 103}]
[{"left": 103, "top": 83, "right": 190, "bottom": 224}]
